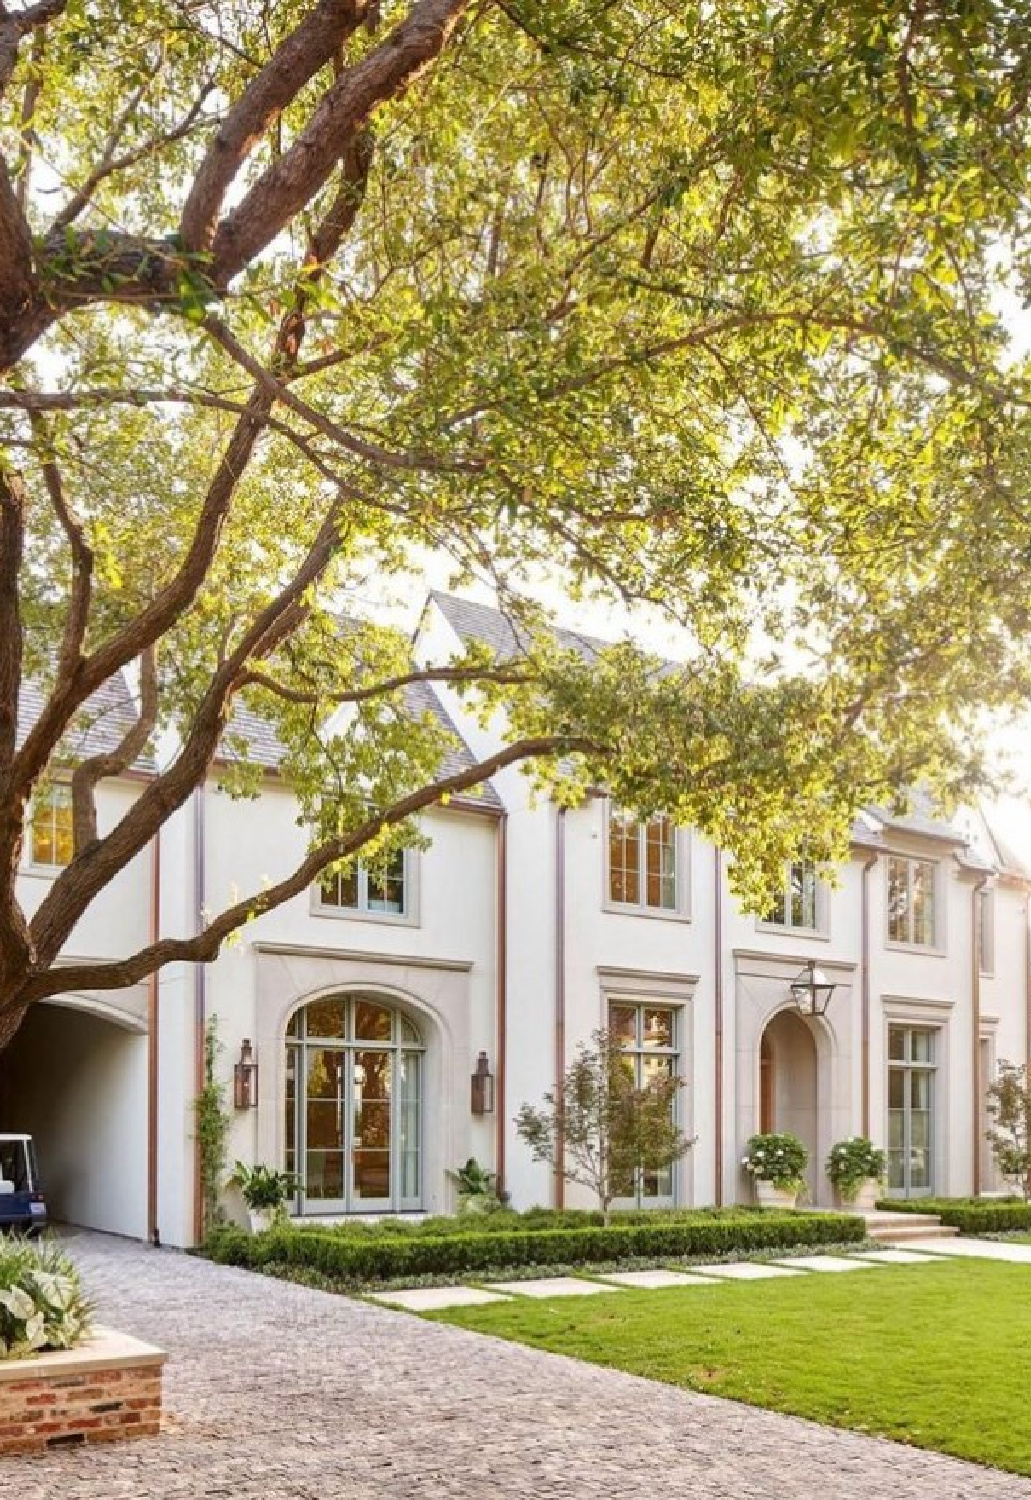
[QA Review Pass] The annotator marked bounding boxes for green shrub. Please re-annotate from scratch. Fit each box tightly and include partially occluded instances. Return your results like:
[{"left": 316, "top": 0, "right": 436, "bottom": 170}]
[
  {"left": 206, "top": 1210, "right": 864, "bottom": 1284},
  {"left": 0, "top": 1238, "right": 92, "bottom": 1360},
  {"left": 873, "top": 1197, "right": 1031, "bottom": 1233}
]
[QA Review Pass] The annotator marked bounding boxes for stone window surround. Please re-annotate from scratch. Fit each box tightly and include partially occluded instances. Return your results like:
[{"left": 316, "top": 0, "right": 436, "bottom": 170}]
[
  {"left": 880, "top": 994, "right": 953, "bottom": 1199},
  {"left": 601, "top": 803, "right": 692, "bottom": 923},
  {"left": 597, "top": 965, "right": 698, "bottom": 1207}
]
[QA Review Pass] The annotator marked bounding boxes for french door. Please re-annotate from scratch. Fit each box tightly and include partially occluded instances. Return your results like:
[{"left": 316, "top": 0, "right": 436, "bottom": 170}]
[
  {"left": 887, "top": 1025, "right": 936, "bottom": 1198},
  {"left": 285, "top": 996, "right": 422, "bottom": 1214}
]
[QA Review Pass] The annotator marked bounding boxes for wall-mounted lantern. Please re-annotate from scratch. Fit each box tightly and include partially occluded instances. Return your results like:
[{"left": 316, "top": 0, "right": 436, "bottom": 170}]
[
  {"left": 234, "top": 1038, "right": 259, "bottom": 1109},
  {"left": 470, "top": 1051, "right": 495, "bottom": 1115},
  {"left": 789, "top": 960, "right": 837, "bottom": 1018}
]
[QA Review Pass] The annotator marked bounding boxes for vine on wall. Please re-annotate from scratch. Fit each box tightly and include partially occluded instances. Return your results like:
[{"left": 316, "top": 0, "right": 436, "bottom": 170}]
[{"left": 193, "top": 1017, "right": 231, "bottom": 1236}]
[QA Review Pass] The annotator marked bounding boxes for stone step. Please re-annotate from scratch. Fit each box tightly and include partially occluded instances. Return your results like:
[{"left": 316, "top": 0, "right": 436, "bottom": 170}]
[
  {"left": 868, "top": 1222, "right": 960, "bottom": 1243},
  {"left": 864, "top": 1213, "right": 944, "bottom": 1229}
]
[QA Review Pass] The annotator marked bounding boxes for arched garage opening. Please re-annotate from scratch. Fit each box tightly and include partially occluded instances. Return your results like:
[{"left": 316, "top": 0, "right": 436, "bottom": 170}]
[{"left": 0, "top": 999, "right": 148, "bottom": 1239}]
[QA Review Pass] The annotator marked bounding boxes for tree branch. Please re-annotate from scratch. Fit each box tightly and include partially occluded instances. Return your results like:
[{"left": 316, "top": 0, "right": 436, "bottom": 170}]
[
  {"left": 210, "top": 0, "right": 468, "bottom": 283},
  {"left": 180, "top": 0, "right": 366, "bottom": 252},
  {"left": 15, "top": 733, "right": 599, "bottom": 1004},
  {"left": 69, "top": 645, "right": 157, "bottom": 852},
  {"left": 236, "top": 660, "right": 534, "bottom": 706},
  {"left": 29, "top": 412, "right": 94, "bottom": 678}
]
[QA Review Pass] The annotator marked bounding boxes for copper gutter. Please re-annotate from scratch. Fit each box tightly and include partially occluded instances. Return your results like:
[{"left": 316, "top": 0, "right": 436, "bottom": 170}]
[
  {"left": 192, "top": 784, "right": 206, "bottom": 1246},
  {"left": 146, "top": 833, "right": 160, "bottom": 1246},
  {"left": 713, "top": 846, "right": 723, "bottom": 1206},
  {"left": 859, "top": 851, "right": 878, "bottom": 1137},
  {"left": 972, "top": 874, "right": 988, "bottom": 1197},
  {"left": 554, "top": 806, "right": 567, "bottom": 1208},
  {"left": 495, "top": 812, "right": 508, "bottom": 1198}
]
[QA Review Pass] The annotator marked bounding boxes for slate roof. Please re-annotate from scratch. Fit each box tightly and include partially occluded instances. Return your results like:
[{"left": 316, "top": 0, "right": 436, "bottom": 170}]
[
  {"left": 16, "top": 671, "right": 155, "bottom": 772},
  {"left": 429, "top": 592, "right": 1031, "bottom": 874},
  {"left": 220, "top": 679, "right": 504, "bottom": 814}
]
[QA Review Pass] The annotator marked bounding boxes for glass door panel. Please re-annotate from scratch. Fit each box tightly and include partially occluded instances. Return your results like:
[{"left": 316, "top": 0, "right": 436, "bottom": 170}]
[
  {"left": 305, "top": 1047, "right": 346, "bottom": 1209},
  {"left": 351, "top": 1050, "right": 392, "bottom": 1207},
  {"left": 397, "top": 1052, "right": 421, "bottom": 1203},
  {"left": 886, "top": 1026, "right": 936, "bottom": 1198}
]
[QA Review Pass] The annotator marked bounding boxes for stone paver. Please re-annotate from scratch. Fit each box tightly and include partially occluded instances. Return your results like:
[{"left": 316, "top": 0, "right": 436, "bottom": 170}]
[
  {"left": 491, "top": 1275, "right": 621, "bottom": 1298},
  {"left": 6, "top": 1229, "right": 1031, "bottom": 1500},
  {"left": 694, "top": 1261, "right": 803, "bottom": 1280},
  {"left": 600, "top": 1269, "right": 718, "bottom": 1289},
  {"left": 774, "top": 1255, "right": 879, "bottom": 1273},
  {"left": 901, "top": 1236, "right": 1031, "bottom": 1263},
  {"left": 366, "top": 1285, "right": 512, "bottom": 1311},
  {"left": 854, "top": 1249, "right": 940, "bottom": 1265}
]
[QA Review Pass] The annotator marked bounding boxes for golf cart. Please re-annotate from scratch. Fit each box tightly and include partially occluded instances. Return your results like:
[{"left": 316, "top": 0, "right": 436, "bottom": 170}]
[{"left": 0, "top": 1134, "right": 47, "bottom": 1234}]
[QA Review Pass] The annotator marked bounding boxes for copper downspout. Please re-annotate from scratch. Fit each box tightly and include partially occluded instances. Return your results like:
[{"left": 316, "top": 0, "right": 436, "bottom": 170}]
[
  {"left": 972, "top": 875, "right": 988, "bottom": 1197},
  {"left": 146, "top": 833, "right": 161, "bottom": 1246},
  {"left": 495, "top": 812, "right": 508, "bottom": 1198},
  {"left": 713, "top": 846, "right": 723, "bottom": 1206},
  {"left": 860, "top": 852, "right": 878, "bottom": 1138},
  {"left": 192, "top": 785, "right": 206, "bottom": 1246},
  {"left": 554, "top": 806, "right": 567, "bottom": 1208}
]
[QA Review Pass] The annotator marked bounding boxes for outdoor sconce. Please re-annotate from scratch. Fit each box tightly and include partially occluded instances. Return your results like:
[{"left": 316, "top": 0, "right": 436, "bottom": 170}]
[
  {"left": 470, "top": 1051, "right": 495, "bottom": 1115},
  {"left": 789, "top": 960, "right": 837, "bottom": 1018},
  {"left": 234, "top": 1038, "right": 259, "bottom": 1110}
]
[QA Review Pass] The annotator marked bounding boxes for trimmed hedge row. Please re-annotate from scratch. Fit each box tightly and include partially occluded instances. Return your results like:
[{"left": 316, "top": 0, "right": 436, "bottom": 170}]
[
  {"left": 875, "top": 1197, "right": 1031, "bottom": 1234},
  {"left": 206, "top": 1211, "right": 864, "bottom": 1283},
  {"left": 289, "top": 1206, "right": 802, "bottom": 1240}
]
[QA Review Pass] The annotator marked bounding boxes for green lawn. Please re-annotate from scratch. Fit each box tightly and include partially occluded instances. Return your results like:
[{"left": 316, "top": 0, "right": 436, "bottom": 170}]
[{"left": 430, "top": 1261, "right": 1031, "bottom": 1476}]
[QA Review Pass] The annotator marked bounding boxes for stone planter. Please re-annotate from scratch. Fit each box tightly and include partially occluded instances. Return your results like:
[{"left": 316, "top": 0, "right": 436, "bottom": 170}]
[
  {"left": 754, "top": 1179, "right": 799, "bottom": 1210},
  {"left": 248, "top": 1207, "right": 274, "bottom": 1233},
  {"left": 0, "top": 1325, "right": 166, "bottom": 1455},
  {"left": 839, "top": 1177, "right": 880, "bottom": 1212}
]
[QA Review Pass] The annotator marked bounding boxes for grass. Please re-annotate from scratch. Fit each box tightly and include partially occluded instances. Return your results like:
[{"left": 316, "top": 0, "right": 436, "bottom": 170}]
[{"left": 429, "top": 1260, "right": 1031, "bottom": 1476}]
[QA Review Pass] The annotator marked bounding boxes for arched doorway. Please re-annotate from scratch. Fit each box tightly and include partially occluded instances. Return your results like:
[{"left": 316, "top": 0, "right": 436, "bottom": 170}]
[
  {"left": 285, "top": 993, "right": 424, "bottom": 1215},
  {"left": 758, "top": 1009, "right": 819, "bottom": 1203},
  {"left": 0, "top": 1000, "right": 147, "bottom": 1238}
]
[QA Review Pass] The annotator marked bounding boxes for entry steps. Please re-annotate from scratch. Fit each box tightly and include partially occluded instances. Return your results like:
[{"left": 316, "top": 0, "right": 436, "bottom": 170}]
[{"left": 860, "top": 1210, "right": 959, "bottom": 1243}]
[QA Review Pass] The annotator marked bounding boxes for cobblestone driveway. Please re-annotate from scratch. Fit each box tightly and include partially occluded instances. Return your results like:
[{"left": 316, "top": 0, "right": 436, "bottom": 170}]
[{"left": 5, "top": 1230, "right": 1030, "bottom": 1499}]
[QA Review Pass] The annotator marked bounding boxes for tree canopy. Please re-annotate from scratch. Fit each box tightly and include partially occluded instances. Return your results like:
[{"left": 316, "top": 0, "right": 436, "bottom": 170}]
[{"left": 2, "top": 0, "right": 1031, "bottom": 1042}]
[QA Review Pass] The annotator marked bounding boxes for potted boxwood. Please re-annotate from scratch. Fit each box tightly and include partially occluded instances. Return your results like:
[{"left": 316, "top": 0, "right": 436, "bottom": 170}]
[
  {"left": 826, "top": 1136, "right": 886, "bottom": 1209},
  {"left": 742, "top": 1132, "right": 808, "bottom": 1208},
  {"left": 230, "top": 1161, "right": 300, "bottom": 1233}
]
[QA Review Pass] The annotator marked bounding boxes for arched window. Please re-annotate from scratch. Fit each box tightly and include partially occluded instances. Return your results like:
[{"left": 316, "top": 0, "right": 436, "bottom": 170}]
[{"left": 285, "top": 995, "right": 423, "bottom": 1214}]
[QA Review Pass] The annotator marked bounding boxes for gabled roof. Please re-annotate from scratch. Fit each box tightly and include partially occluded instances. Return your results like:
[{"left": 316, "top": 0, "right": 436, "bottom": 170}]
[
  {"left": 428, "top": 590, "right": 608, "bottom": 663},
  {"left": 17, "top": 672, "right": 156, "bottom": 772},
  {"left": 220, "top": 679, "right": 504, "bottom": 814}
]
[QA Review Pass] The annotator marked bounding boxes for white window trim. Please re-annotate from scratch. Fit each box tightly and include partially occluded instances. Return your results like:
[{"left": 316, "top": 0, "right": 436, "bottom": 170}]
[
  {"left": 602, "top": 802, "right": 691, "bottom": 923},
  {"left": 311, "top": 850, "right": 420, "bottom": 928},
  {"left": 884, "top": 854, "right": 946, "bottom": 956},
  {"left": 755, "top": 860, "right": 830, "bottom": 940}
]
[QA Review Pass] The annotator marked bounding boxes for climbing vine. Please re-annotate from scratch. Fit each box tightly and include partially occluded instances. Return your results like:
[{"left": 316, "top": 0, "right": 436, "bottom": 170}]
[{"left": 193, "top": 1017, "right": 231, "bottom": 1236}]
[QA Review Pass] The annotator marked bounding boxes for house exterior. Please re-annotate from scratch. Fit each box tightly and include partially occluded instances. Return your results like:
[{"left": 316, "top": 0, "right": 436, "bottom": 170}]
[{"left": 3, "top": 593, "right": 1029, "bottom": 1247}]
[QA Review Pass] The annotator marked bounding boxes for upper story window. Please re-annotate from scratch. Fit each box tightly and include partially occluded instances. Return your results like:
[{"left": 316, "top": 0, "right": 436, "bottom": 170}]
[
  {"left": 887, "top": 855, "right": 939, "bottom": 949},
  {"left": 978, "top": 887, "right": 994, "bottom": 975},
  {"left": 318, "top": 848, "right": 408, "bottom": 918},
  {"left": 608, "top": 808, "right": 678, "bottom": 913},
  {"left": 30, "top": 783, "right": 73, "bottom": 869},
  {"left": 762, "top": 859, "right": 822, "bottom": 933}
]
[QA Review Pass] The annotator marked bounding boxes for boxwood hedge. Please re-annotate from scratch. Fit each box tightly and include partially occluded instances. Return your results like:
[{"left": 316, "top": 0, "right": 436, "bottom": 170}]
[
  {"left": 206, "top": 1210, "right": 864, "bottom": 1284},
  {"left": 874, "top": 1197, "right": 1031, "bottom": 1234}
]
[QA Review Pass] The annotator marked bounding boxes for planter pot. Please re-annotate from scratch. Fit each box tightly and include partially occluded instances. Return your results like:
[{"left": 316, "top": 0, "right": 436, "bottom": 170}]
[
  {"left": 754, "top": 1179, "right": 799, "bottom": 1210},
  {"left": 840, "top": 1178, "right": 880, "bottom": 1212},
  {"left": 247, "top": 1208, "right": 274, "bottom": 1234}
]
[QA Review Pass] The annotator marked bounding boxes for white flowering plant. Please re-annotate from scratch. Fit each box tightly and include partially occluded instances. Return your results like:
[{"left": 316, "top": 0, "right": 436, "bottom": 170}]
[
  {"left": 0, "top": 1239, "right": 92, "bottom": 1361},
  {"left": 826, "top": 1137, "right": 886, "bottom": 1200},
  {"left": 742, "top": 1133, "right": 808, "bottom": 1191}
]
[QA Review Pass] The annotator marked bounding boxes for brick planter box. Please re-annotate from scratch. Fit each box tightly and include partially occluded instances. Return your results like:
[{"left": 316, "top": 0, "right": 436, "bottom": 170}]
[{"left": 0, "top": 1325, "right": 166, "bottom": 1455}]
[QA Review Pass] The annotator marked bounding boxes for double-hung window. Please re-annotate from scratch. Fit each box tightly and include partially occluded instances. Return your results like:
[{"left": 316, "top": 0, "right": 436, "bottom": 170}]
[
  {"left": 318, "top": 848, "right": 408, "bottom": 918},
  {"left": 608, "top": 808, "right": 679, "bottom": 913},
  {"left": 887, "top": 856, "right": 939, "bottom": 949},
  {"left": 762, "top": 859, "right": 821, "bottom": 932},
  {"left": 30, "top": 783, "right": 74, "bottom": 869}
]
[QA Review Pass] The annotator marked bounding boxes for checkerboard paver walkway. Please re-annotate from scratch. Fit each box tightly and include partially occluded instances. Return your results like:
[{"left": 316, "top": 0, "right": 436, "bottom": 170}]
[{"left": 6, "top": 1229, "right": 1031, "bottom": 1500}]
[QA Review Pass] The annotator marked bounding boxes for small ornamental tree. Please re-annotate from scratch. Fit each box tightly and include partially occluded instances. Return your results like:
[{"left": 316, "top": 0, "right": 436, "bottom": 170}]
[
  {"left": 515, "top": 1028, "right": 692, "bottom": 1225},
  {"left": 986, "top": 1061, "right": 1031, "bottom": 1201}
]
